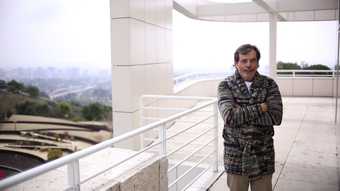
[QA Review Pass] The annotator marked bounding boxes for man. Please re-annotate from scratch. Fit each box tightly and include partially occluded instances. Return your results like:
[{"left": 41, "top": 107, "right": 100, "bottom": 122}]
[{"left": 217, "top": 44, "right": 283, "bottom": 191}]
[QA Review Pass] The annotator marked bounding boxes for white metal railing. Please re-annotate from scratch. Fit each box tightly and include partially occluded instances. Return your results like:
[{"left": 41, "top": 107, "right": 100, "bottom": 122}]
[
  {"left": 0, "top": 95, "right": 218, "bottom": 191},
  {"left": 276, "top": 69, "right": 336, "bottom": 77},
  {"left": 174, "top": 72, "right": 229, "bottom": 86},
  {"left": 173, "top": 70, "right": 336, "bottom": 93},
  {"left": 174, "top": 70, "right": 336, "bottom": 85},
  {"left": 140, "top": 95, "right": 219, "bottom": 191}
]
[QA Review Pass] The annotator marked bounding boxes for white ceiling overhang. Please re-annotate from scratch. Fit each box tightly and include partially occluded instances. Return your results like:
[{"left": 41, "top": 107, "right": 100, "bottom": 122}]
[{"left": 174, "top": 0, "right": 339, "bottom": 22}]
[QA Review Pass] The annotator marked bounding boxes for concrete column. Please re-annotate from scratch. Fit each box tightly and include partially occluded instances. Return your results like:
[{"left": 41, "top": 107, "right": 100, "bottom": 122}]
[
  {"left": 110, "top": 0, "right": 173, "bottom": 149},
  {"left": 269, "top": 13, "right": 277, "bottom": 79},
  {"left": 335, "top": 3, "right": 340, "bottom": 124}
]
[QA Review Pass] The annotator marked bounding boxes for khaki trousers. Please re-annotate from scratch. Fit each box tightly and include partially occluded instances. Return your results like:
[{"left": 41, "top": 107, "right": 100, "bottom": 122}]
[{"left": 227, "top": 174, "right": 272, "bottom": 191}]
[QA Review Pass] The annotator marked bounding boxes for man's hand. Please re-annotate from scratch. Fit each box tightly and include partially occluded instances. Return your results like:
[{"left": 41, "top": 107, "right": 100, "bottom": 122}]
[{"left": 260, "top": 103, "right": 268, "bottom": 112}]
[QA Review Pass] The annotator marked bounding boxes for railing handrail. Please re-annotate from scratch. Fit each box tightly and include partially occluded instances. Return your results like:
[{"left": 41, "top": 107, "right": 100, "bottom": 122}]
[
  {"left": 173, "top": 72, "right": 197, "bottom": 81},
  {"left": 174, "top": 70, "right": 336, "bottom": 85},
  {"left": 0, "top": 96, "right": 217, "bottom": 190},
  {"left": 141, "top": 94, "right": 214, "bottom": 100},
  {"left": 276, "top": 69, "right": 335, "bottom": 72},
  {"left": 276, "top": 69, "right": 335, "bottom": 78}
]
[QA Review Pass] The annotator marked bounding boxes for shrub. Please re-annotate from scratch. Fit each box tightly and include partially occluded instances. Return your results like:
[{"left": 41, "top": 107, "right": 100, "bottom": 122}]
[
  {"left": 277, "top": 61, "right": 301, "bottom": 70},
  {"left": 303, "top": 64, "right": 331, "bottom": 70},
  {"left": 25, "top": 85, "right": 40, "bottom": 98},
  {"left": 7, "top": 80, "right": 24, "bottom": 93},
  {"left": 47, "top": 148, "right": 63, "bottom": 161},
  {"left": 82, "top": 103, "right": 104, "bottom": 121}
]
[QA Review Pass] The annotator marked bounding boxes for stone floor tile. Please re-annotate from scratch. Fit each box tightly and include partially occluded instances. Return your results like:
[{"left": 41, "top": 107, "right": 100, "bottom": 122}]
[
  {"left": 274, "top": 179, "right": 338, "bottom": 191},
  {"left": 208, "top": 173, "right": 228, "bottom": 191},
  {"left": 272, "top": 162, "right": 284, "bottom": 185},
  {"left": 287, "top": 146, "right": 337, "bottom": 167},
  {"left": 279, "top": 162, "right": 338, "bottom": 186}
]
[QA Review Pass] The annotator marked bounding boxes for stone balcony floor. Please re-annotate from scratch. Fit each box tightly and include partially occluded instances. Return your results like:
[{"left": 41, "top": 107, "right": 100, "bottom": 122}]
[{"left": 209, "top": 97, "right": 340, "bottom": 191}]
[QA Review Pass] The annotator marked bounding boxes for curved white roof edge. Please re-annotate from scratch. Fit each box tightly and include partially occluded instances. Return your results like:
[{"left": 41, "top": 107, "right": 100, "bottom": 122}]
[{"left": 174, "top": 0, "right": 339, "bottom": 22}]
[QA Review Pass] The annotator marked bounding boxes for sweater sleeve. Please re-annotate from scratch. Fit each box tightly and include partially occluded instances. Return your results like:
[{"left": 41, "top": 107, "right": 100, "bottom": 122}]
[
  {"left": 251, "top": 79, "right": 283, "bottom": 126},
  {"left": 217, "top": 80, "right": 264, "bottom": 127}
]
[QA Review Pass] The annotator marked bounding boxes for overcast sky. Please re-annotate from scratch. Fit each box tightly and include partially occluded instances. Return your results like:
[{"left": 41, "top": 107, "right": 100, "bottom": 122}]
[
  {"left": 0, "top": 0, "right": 111, "bottom": 70},
  {"left": 0, "top": 1, "right": 338, "bottom": 74},
  {"left": 173, "top": 10, "right": 338, "bottom": 74}
]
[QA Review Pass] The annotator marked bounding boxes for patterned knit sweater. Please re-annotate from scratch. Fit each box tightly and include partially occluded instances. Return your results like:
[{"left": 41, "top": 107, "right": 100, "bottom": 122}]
[{"left": 217, "top": 71, "right": 283, "bottom": 179}]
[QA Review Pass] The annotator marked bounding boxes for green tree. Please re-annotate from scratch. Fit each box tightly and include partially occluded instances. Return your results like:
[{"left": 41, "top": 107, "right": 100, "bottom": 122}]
[
  {"left": 277, "top": 61, "right": 301, "bottom": 70},
  {"left": 303, "top": 64, "right": 331, "bottom": 70},
  {"left": 16, "top": 101, "right": 37, "bottom": 115},
  {"left": 0, "top": 80, "right": 7, "bottom": 89},
  {"left": 25, "top": 85, "right": 40, "bottom": 98},
  {"left": 7, "top": 80, "right": 24, "bottom": 93},
  {"left": 57, "top": 102, "right": 72, "bottom": 118},
  {"left": 15, "top": 101, "right": 51, "bottom": 117},
  {"left": 301, "top": 64, "right": 332, "bottom": 76},
  {"left": 82, "top": 103, "right": 104, "bottom": 121},
  {"left": 35, "top": 103, "right": 50, "bottom": 115}
]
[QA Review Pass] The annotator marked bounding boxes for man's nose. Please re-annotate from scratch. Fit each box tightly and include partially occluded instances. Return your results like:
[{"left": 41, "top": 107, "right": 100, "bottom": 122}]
[{"left": 244, "top": 61, "right": 252, "bottom": 67}]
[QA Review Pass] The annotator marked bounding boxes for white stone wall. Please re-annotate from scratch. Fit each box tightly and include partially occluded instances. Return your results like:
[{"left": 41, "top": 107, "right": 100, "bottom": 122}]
[
  {"left": 110, "top": 0, "right": 173, "bottom": 149},
  {"left": 277, "top": 77, "right": 336, "bottom": 97},
  {"left": 98, "top": 157, "right": 168, "bottom": 191}
]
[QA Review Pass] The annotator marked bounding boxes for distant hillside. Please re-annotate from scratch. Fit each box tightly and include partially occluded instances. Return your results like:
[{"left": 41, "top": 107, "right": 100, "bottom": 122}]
[
  {"left": 0, "top": 80, "right": 112, "bottom": 122},
  {"left": 55, "top": 87, "right": 112, "bottom": 106}
]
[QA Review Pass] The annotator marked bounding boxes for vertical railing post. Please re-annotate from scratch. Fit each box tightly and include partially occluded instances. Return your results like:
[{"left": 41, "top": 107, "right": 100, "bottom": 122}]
[
  {"left": 175, "top": 167, "right": 179, "bottom": 191},
  {"left": 159, "top": 123, "right": 167, "bottom": 156},
  {"left": 67, "top": 160, "right": 80, "bottom": 191},
  {"left": 335, "top": 20, "right": 340, "bottom": 124},
  {"left": 213, "top": 103, "right": 219, "bottom": 172}
]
